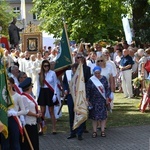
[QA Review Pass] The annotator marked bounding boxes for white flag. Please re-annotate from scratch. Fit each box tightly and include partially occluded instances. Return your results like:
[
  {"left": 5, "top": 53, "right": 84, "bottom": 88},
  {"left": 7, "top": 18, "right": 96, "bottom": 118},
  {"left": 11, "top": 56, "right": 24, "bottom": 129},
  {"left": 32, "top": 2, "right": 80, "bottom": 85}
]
[{"left": 122, "top": 16, "right": 132, "bottom": 45}]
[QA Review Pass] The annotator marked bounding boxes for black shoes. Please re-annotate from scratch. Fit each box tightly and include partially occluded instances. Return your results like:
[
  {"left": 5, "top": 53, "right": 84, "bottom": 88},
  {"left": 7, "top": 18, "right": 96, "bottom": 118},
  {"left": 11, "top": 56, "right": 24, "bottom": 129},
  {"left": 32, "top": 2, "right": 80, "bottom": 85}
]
[
  {"left": 78, "top": 135, "right": 83, "bottom": 140},
  {"left": 67, "top": 135, "right": 83, "bottom": 140},
  {"left": 67, "top": 135, "right": 83, "bottom": 141},
  {"left": 38, "top": 131, "right": 43, "bottom": 136},
  {"left": 67, "top": 135, "right": 76, "bottom": 139},
  {"left": 52, "top": 132, "right": 57, "bottom": 135}
]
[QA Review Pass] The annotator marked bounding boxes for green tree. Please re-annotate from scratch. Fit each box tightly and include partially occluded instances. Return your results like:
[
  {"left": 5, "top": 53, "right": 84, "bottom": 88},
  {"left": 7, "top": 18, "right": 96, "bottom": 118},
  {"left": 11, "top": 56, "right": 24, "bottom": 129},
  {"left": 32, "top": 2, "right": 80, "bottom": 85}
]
[
  {"left": 0, "top": 1, "right": 14, "bottom": 35},
  {"left": 96, "top": 0, "right": 127, "bottom": 41},
  {"left": 32, "top": 0, "right": 127, "bottom": 43},
  {"left": 128, "top": 0, "right": 150, "bottom": 44}
]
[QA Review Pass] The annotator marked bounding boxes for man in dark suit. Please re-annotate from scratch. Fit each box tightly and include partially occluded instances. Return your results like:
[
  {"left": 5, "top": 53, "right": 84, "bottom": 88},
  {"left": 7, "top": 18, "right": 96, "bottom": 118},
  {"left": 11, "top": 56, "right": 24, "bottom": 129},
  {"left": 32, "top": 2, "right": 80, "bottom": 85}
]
[
  {"left": 63, "top": 63, "right": 84, "bottom": 140},
  {"left": 75, "top": 53, "right": 91, "bottom": 133}
]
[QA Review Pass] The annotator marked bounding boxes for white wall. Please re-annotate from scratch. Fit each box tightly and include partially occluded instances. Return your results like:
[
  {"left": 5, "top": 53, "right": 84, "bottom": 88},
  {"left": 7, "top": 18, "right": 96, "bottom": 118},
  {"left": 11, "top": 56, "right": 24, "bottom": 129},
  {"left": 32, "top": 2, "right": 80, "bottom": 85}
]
[{"left": 42, "top": 32, "right": 56, "bottom": 50}]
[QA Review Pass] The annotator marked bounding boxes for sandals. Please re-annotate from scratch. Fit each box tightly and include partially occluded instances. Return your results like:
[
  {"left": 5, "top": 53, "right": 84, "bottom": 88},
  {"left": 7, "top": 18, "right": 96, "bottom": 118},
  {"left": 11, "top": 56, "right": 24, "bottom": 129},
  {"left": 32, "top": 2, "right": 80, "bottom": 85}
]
[
  {"left": 101, "top": 132, "right": 106, "bottom": 137},
  {"left": 92, "top": 132, "right": 97, "bottom": 138},
  {"left": 92, "top": 131, "right": 106, "bottom": 138}
]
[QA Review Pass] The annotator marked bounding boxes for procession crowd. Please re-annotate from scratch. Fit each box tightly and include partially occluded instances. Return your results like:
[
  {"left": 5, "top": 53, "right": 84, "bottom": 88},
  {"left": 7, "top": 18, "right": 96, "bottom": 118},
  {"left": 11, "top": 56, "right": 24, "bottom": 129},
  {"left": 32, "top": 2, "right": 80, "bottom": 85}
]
[{"left": 0, "top": 40, "right": 150, "bottom": 150}]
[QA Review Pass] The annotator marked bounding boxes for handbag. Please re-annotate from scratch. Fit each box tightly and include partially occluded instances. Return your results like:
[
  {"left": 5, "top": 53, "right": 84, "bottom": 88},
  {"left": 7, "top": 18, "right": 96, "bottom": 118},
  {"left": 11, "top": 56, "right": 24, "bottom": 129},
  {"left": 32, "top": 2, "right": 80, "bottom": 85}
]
[{"left": 144, "top": 60, "right": 150, "bottom": 73}]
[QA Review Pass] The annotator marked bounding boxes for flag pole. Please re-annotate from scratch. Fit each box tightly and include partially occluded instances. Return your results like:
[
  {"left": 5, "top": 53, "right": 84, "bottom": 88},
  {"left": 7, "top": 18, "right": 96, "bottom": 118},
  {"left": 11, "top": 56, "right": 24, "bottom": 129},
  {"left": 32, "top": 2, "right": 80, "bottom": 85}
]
[
  {"left": 57, "top": 96, "right": 66, "bottom": 115},
  {"left": 54, "top": 21, "right": 73, "bottom": 73},
  {"left": 23, "top": 127, "right": 34, "bottom": 150},
  {"left": 63, "top": 23, "right": 73, "bottom": 63}
]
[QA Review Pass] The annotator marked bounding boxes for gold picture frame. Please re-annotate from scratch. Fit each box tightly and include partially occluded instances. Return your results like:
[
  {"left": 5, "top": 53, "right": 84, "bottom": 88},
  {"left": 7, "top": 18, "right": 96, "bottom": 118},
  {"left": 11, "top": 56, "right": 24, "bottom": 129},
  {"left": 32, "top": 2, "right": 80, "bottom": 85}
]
[{"left": 22, "top": 33, "right": 42, "bottom": 53}]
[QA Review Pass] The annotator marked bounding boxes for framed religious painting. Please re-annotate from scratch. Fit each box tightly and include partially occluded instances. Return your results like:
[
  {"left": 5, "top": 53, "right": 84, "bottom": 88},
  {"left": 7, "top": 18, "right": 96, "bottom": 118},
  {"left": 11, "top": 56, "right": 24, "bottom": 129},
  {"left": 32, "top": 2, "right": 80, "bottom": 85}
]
[
  {"left": 21, "top": 24, "right": 42, "bottom": 54},
  {"left": 27, "top": 38, "right": 38, "bottom": 51}
]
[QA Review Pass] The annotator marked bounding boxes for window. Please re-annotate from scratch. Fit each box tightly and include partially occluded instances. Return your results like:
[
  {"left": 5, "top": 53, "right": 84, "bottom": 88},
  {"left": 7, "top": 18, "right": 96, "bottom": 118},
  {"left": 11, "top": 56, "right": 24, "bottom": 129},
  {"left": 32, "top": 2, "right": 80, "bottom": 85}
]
[
  {"left": 13, "top": 7, "right": 21, "bottom": 20},
  {"left": 33, "top": 13, "right": 38, "bottom": 20}
]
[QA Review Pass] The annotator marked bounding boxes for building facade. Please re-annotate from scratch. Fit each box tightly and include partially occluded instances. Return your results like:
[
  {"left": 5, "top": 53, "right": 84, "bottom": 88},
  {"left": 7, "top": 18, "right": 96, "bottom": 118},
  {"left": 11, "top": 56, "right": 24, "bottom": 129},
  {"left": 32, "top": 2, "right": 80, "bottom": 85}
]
[
  {"left": 7, "top": 0, "right": 40, "bottom": 28},
  {"left": 6, "top": 0, "right": 56, "bottom": 51}
]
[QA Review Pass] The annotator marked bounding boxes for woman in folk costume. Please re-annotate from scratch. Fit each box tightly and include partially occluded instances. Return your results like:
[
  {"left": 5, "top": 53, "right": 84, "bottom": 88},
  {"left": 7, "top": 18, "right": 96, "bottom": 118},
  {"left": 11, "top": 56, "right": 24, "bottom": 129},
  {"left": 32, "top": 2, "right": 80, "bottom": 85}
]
[
  {"left": 19, "top": 77, "right": 42, "bottom": 150},
  {"left": 86, "top": 66, "right": 110, "bottom": 138},
  {"left": 37, "top": 60, "right": 58, "bottom": 134},
  {"left": 1, "top": 77, "right": 27, "bottom": 150}
]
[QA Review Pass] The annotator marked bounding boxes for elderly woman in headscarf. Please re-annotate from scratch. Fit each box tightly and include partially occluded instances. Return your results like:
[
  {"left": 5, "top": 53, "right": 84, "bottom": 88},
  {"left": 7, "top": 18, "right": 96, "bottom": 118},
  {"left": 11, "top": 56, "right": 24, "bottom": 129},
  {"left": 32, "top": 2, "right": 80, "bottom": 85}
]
[{"left": 86, "top": 66, "right": 110, "bottom": 138}]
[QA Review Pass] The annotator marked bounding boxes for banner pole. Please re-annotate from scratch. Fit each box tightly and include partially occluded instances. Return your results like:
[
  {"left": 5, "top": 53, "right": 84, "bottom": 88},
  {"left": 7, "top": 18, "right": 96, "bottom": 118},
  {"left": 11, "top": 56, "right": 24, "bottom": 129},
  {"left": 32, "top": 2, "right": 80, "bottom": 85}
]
[
  {"left": 57, "top": 96, "right": 66, "bottom": 115},
  {"left": 63, "top": 23, "right": 73, "bottom": 63},
  {"left": 23, "top": 127, "right": 34, "bottom": 150}
]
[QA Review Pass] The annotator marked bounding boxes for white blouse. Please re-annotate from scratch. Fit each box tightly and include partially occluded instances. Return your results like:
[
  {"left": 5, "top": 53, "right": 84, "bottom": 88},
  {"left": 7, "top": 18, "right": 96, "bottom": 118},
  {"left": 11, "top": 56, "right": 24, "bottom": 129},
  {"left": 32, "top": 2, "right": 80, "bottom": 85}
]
[
  {"left": 8, "top": 92, "right": 27, "bottom": 116},
  {"left": 22, "top": 95, "right": 37, "bottom": 125},
  {"left": 43, "top": 70, "right": 57, "bottom": 91},
  {"left": 101, "top": 67, "right": 112, "bottom": 85},
  {"left": 36, "top": 70, "right": 58, "bottom": 99}
]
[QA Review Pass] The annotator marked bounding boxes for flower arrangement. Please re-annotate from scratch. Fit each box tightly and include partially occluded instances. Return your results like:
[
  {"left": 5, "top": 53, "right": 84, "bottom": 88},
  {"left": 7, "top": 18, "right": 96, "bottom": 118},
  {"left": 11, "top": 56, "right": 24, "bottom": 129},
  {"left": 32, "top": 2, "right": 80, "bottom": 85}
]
[{"left": 132, "top": 77, "right": 142, "bottom": 88}]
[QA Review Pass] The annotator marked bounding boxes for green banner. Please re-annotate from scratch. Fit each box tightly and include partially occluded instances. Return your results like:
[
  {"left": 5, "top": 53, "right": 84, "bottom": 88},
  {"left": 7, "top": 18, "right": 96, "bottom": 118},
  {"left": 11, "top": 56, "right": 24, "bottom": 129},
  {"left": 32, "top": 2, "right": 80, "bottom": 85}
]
[
  {"left": 54, "top": 26, "right": 72, "bottom": 71},
  {"left": 0, "top": 48, "right": 13, "bottom": 138}
]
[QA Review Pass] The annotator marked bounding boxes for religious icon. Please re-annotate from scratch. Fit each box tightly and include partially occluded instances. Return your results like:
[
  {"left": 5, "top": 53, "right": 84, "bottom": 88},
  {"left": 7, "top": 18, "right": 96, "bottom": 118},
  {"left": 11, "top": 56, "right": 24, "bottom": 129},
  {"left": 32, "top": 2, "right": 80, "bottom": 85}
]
[{"left": 27, "top": 38, "right": 38, "bottom": 51}]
